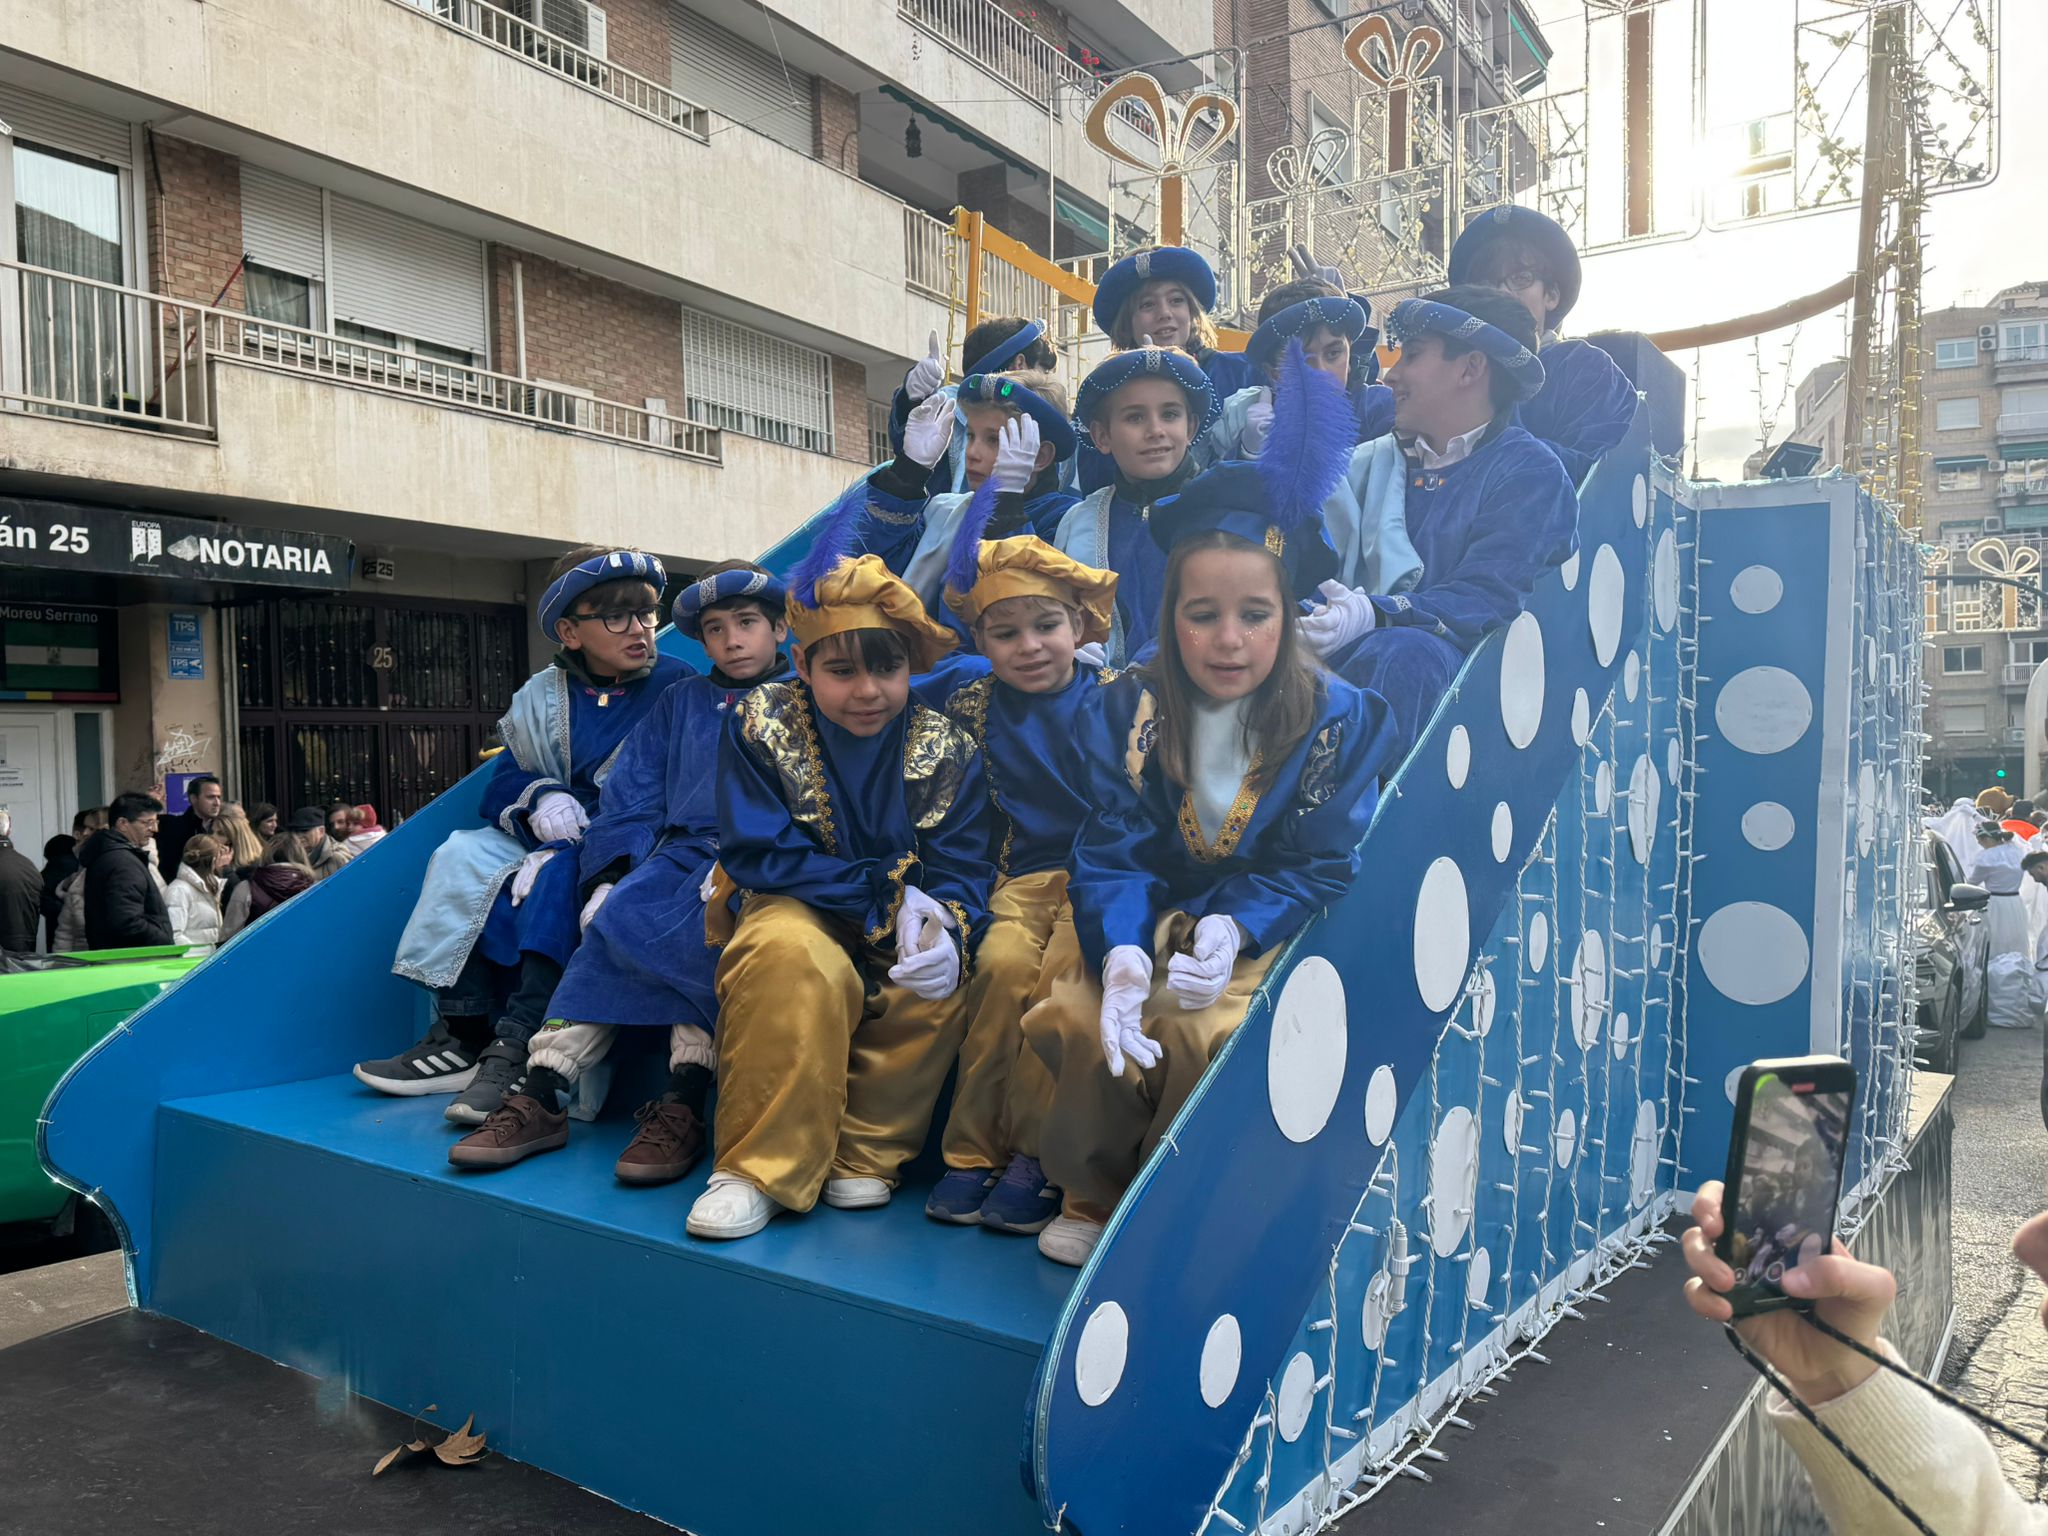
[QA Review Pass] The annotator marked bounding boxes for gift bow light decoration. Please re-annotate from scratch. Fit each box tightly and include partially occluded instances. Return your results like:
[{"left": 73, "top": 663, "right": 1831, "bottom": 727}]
[
  {"left": 1967, "top": 537, "right": 2044, "bottom": 631},
  {"left": 1083, "top": 73, "right": 1239, "bottom": 247},
  {"left": 1344, "top": 15, "right": 1444, "bottom": 174}
]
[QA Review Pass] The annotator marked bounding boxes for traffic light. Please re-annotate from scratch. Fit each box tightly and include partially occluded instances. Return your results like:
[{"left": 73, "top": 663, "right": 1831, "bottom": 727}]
[{"left": 1998, "top": 768, "right": 2010, "bottom": 780}]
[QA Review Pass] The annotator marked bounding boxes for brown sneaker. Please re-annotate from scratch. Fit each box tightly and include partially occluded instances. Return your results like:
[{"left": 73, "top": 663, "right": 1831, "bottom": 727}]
[
  {"left": 614, "top": 1094, "right": 706, "bottom": 1185},
  {"left": 448, "top": 1093, "right": 569, "bottom": 1170}
]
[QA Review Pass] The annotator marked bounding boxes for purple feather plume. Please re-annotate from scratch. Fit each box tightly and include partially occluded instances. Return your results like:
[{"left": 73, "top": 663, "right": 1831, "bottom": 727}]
[
  {"left": 1257, "top": 339, "right": 1355, "bottom": 535},
  {"left": 942, "top": 479, "right": 1002, "bottom": 598},
  {"left": 788, "top": 480, "right": 868, "bottom": 609}
]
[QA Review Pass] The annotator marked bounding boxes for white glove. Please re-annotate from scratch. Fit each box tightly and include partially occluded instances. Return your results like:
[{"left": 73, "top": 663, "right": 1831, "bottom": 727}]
[
  {"left": 1297, "top": 579, "right": 1378, "bottom": 657},
  {"left": 1165, "top": 914, "right": 1241, "bottom": 1011},
  {"left": 699, "top": 865, "right": 720, "bottom": 903},
  {"left": 579, "top": 881, "right": 613, "bottom": 931},
  {"left": 1242, "top": 387, "right": 1275, "bottom": 456},
  {"left": 904, "top": 329, "right": 945, "bottom": 404},
  {"left": 529, "top": 790, "right": 589, "bottom": 844},
  {"left": 991, "top": 414, "right": 1043, "bottom": 493},
  {"left": 1098, "top": 945, "right": 1159, "bottom": 1077},
  {"left": 510, "top": 848, "right": 555, "bottom": 907},
  {"left": 903, "top": 392, "right": 955, "bottom": 469},
  {"left": 1075, "top": 641, "right": 1108, "bottom": 668},
  {"left": 893, "top": 884, "right": 955, "bottom": 958}
]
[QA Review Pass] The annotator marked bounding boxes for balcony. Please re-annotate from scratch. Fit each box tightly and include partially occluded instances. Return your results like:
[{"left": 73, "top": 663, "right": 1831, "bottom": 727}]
[
  {"left": 387, "top": 0, "right": 709, "bottom": 137},
  {"left": 1999, "top": 465, "right": 2048, "bottom": 505},
  {"left": 1996, "top": 343, "right": 2048, "bottom": 383},
  {"left": 2004, "top": 662, "right": 2040, "bottom": 689},
  {"left": 1997, "top": 410, "right": 2048, "bottom": 438},
  {"left": 897, "top": 0, "right": 1098, "bottom": 108}
]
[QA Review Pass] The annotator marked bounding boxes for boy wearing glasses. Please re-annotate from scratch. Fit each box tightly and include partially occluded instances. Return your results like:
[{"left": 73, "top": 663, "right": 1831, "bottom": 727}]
[{"left": 364, "top": 546, "right": 689, "bottom": 1124}]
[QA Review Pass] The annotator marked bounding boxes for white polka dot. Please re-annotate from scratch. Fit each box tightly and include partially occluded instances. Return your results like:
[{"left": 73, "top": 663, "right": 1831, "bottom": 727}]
[
  {"left": 1553, "top": 1107, "right": 1578, "bottom": 1167},
  {"left": 1361, "top": 1271, "right": 1395, "bottom": 1348},
  {"left": 1446, "top": 724, "right": 1471, "bottom": 789},
  {"left": 1500, "top": 612, "right": 1545, "bottom": 750},
  {"left": 1199, "top": 1314, "right": 1241, "bottom": 1409},
  {"left": 1725, "top": 1065, "right": 1747, "bottom": 1105},
  {"left": 1075, "top": 1302, "right": 1129, "bottom": 1407},
  {"left": 1268, "top": 957, "right": 1348, "bottom": 1143},
  {"left": 1570, "top": 931, "right": 1608, "bottom": 1048},
  {"left": 1698, "top": 902, "right": 1812, "bottom": 1005},
  {"left": 1624, "top": 650, "right": 1641, "bottom": 702},
  {"left": 1630, "top": 1099, "right": 1660, "bottom": 1208},
  {"left": 1611, "top": 1010, "right": 1632, "bottom": 1059},
  {"left": 1560, "top": 549, "right": 1582, "bottom": 590},
  {"left": 1429, "top": 1106, "right": 1479, "bottom": 1256},
  {"left": 1855, "top": 762, "right": 1877, "bottom": 857},
  {"left": 1588, "top": 544, "right": 1625, "bottom": 666},
  {"left": 1491, "top": 801, "right": 1514, "bottom": 863},
  {"left": 1652, "top": 527, "right": 1680, "bottom": 633},
  {"left": 1571, "top": 688, "right": 1592, "bottom": 746},
  {"left": 1666, "top": 737, "right": 1681, "bottom": 787},
  {"left": 1650, "top": 922, "right": 1667, "bottom": 970},
  {"left": 1631, "top": 474, "right": 1648, "bottom": 527},
  {"left": 1502, "top": 1090, "right": 1525, "bottom": 1155},
  {"left": 1364, "top": 1064, "right": 1397, "bottom": 1145},
  {"left": 1414, "top": 858, "right": 1472, "bottom": 1012},
  {"left": 1277, "top": 1352, "right": 1317, "bottom": 1442},
  {"left": 1715, "top": 666, "right": 1813, "bottom": 755},
  {"left": 1466, "top": 1245, "right": 1493, "bottom": 1307},
  {"left": 1741, "top": 801, "right": 1795, "bottom": 851},
  {"left": 1730, "top": 564, "right": 1783, "bottom": 614},
  {"left": 1593, "top": 758, "right": 1614, "bottom": 814},
  {"left": 1528, "top": 910, "right": 1551, "bottom": 972},
  {"left": 1469, "top": 968, "right": 1497, "bottom": 1036},
  {"left": 1628, "top": 754, "right": 1660, "bottom": 863}
]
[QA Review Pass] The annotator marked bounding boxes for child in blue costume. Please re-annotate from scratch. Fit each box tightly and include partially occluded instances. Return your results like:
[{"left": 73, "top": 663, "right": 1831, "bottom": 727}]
[
  {"left": 368, "top": 547, "right": 689, "bottom": 1124},
  {"left": 1305, "top": 286, "right": 1580, "bottom": 759},
  {"left": 1203, "top": 277, "right": 1397, "bottom": 463},
  {"left": 684, "top": 549, "right": 995, "bottom": 1242},
  {"left": 1449, "top": 206, "right": 1637, "bottom": 485},
  {"left": 1021, "top": 411, "right": 1398, "bottom": 1267},
  {"left": 853, "top": 369, "right": 1079, "bottom": 645},
  {"left": 1053, "top": 345, "right": 1221, "bottom": 667},
  {"left": 915, "top": 493, "right": 1121, "bottom": 1235},
  {"left": 886, "top": 316, "right": 1059, "bottom": 496},
  {"left": 445, "top": 561, "right": 791, "bottom": 1180}
]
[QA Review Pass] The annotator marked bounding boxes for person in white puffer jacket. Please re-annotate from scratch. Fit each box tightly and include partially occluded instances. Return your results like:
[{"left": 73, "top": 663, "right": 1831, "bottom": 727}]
[{"left": 163, "top": 834, "right": 227, "bottom": 948}]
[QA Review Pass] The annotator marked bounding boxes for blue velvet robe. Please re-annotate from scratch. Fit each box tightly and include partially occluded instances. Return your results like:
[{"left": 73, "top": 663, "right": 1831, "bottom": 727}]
[
  {"left": 546, "top": 660, "right": 788, "bottom": 1030},
  {"left": 1331, "top": 422, "right": 1578, "bottom": 754},
  {"left": 474, "top": 653, "right": 691, "bottom": 971},
  {"left": 717, "top": 681, "right": 995, "bottom": 954},
  {"left": 1068, "top": 671, "right": 1395, "bottom": 973},
  {"left": 1518, "top": 338, "right": 1638, "bottom": 485}
]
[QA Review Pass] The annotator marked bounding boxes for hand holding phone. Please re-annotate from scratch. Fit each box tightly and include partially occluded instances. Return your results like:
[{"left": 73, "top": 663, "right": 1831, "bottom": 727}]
[{"left": 1716, "top": 1055, "right": 1856, "bottom": 1316}]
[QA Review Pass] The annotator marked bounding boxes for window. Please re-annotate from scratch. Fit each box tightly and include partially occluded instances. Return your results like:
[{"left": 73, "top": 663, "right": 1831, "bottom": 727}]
[
  {"left": 1946, "top": 703, "right": 1988, "bottom": 733},
  {"left": 682, "top": 308, "right": 833, "bottom": 454},
  {"left": 13, "top": 141, "right": 126, "bottom": 410},
  {"left": 2004, "top": 320, "right": 2048, "bottom": 361},
  {"left": 1936, "top": 396, "right": 1981, "bottom": 431},
  {"left": 1936, "top": 457, "right": 1987, "bottom": 492},
  {"left": 244, "top": 263, "right": 316, "bottom": 329},
  {"left": 1943, "top": 644, "right": 1984, "bottom": 674},
  {"left": 2015, "top": 639, "right": 2048, "bottom": 666},
  {"left": 2003, "top": 385, "right": 2048, "bottom": 426},
  {"left": 1935, "top": 337, "right": 1978, "bottom": 369}
]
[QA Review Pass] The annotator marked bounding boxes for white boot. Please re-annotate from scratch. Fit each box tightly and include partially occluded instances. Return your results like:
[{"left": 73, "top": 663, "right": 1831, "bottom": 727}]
[
  {"left": 1038, "top": 1214, "right": 1105, "bottom": 1267},
  {"left": 686, "top": 1175, "right": 779, "bottom": 1240},
  {"left": 821, "top": 1175, "right": 891, "bottom": 1210}
]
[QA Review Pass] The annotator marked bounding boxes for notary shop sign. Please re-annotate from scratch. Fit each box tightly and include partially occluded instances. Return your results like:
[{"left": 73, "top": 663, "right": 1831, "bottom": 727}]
[{"left": 0, "top": 498, "right": 353, "bottom": 591}]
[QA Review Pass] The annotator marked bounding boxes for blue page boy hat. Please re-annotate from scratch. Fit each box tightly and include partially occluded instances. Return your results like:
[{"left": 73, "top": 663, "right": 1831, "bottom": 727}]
[
  {"left": 1448, "top": 206, "right": 1583, "bottom": 323},
  {"left": 1076, "top": 346, "right": 1222, "bottom": 437},
  {"left": 1247, "top": 294, "right": 1372, "bottom": 371},
  {"left": 539, "top": 549, "right": 667, "bottom": 637},
  {"left": 1387, "top": 298, "right": 1548, "bottom": 402},
  {"left": 1091, "top": 246, "right": 1219, "bottom": 335},
  {"left": 956, "top": 371, "right": 1079, "bottom": 461},
  {"left": 672, "top": 568, "right": 788, "bottom": 641}
]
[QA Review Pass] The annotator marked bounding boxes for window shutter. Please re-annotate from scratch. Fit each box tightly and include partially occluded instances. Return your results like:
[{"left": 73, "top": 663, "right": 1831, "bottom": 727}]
[
  {"left": 584, "top": 3, "right": 608, "bottom": 60},
  {"left": 240, "top": 168, "right": 326, "bottom": 281},
  {"left": 682, "top": 308, "right": 832, "bottom": 454},
  {"left": 0, "top": 84, "right": 130, "bottom": 166},
  {"left": 327, "top": 196, "right": 489, "bottom": 357},
  {"left": 669, "top": 5, "right": 815, "bottom": 158}
]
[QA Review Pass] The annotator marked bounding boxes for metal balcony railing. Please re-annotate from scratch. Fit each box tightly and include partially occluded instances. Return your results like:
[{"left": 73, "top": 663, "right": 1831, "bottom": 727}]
[
  {"left": 868, "top": 399, "right": 893, "bottom": 465},
  {"left": 1999, "top": 344, "right": 2048, "bottom": 365},
  {"left": 0, "top": 259, "right": 722, "bottom": 464},
  {"left": 1998, "top": 410, "right": 2048, "bottom": 436},
  {"left": 905, "top": 208, "right": 958, "bottom": 303},
  {"left": 2001, "top": 466, "right": 2048, "bottom": 501},
  {"left": 897, "top": 0, "right": 1099, "bottom": 108},
  {"left": 388, "top": 0, "right": 710, "bottom": 139},
  {"left": 2002, "top": 661, "right": 2040, "bottom": 688}
]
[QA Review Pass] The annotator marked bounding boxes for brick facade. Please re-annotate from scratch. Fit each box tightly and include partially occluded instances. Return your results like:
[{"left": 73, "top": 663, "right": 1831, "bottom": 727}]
[
  {"left": 486, "top": 248, "right": 685, "bottom": 410},
  {"left": 813, "top": 77, "right": 860, "bottom": 174},
  {"left": 598, "top": 0, "right": 672, "bottom": 83},
  {"left": 146, "top": 136, "right": 245, "bottom": 311},
  {"left": 829, "top": 355, "right": 870, "bottom": 462}
]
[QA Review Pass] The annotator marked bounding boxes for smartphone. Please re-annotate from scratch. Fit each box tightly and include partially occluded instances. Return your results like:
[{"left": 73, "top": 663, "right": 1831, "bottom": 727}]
[{"left": 1716, "top": 1056, "right": 1857, "bottom": 1317}]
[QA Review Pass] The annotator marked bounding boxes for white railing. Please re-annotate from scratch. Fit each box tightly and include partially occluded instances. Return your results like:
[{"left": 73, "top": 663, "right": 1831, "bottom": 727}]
[
  {"left": 2001, "top": 466, "right": 2048, "bottom": 499},
  {"left": 1999, "top": 344, "right": 2048, "bottom": 365},
  {"left": 897, "top": 0, "right": 1098, "bottom": 108},
  {"left": 1999, "top": 410, "right": 2048, "bottom": 435},
  {"left": 389, "top": 0, "right": 710, "bottom": 139},
  {"left": 0, "top": 258, "right": 721, "bottom": 463},
  {"left": 0, "top": 261, "right": 213, "bottom": 434},
  {"left": 868, "top": 399, "right": 893, "bottom": 465},
  {"left": 905, "top": 208, "right": 958, "bottom": 303},
  {"left": 2003, "top": 662, "right": 2039, "bottom": 688}
]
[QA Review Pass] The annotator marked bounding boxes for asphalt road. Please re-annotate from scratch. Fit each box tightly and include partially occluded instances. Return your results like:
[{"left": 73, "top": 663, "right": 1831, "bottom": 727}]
[{"left": 1940, "top": 1020, "right": 2048, "bottom": 1498}]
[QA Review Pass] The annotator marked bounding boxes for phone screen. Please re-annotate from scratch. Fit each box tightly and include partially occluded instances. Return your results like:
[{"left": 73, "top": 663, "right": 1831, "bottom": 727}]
[{"left": 1726, "top": 1069, "right": 1851, "bottom": 1305}]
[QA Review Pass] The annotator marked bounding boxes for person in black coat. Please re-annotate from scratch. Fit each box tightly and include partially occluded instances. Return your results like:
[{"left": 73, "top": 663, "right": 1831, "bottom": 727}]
[
  {"left": 0, "top": 814, "right": 41, "bottom": 953},
  {"left": 82, "top": 792, "right": 172, "bottom": 950},
  {"left": 157, "top": 773, "right": 224, "bottom": 881}
]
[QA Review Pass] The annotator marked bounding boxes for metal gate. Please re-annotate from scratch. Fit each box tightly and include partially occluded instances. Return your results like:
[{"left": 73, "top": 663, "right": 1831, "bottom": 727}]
[{"left": 234, "top": 593, "right": 525, "bottom": 823}]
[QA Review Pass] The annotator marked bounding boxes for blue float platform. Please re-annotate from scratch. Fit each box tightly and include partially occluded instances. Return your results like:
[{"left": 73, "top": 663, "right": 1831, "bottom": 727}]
[{"left": 148, "top": 1070, "right": 1071, "bottom": 1536}]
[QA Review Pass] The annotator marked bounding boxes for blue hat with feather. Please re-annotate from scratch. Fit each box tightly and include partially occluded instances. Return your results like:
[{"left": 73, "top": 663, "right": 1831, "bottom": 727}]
[
  {"left": 956, "top": 371, "right": 1079, "bottom": 462},
  {"left": 1148, "top": 341, "right": 1349, "bottom": 598},
  {"left": 672, "top": 566, "right": 787, "bottom": 640},
  {"left": 538, "top": 549, "right": 667, "bottom": 637},
  {"left": 1076, "top": 346, "right": 1221, "bottom": 438},
  {"left": 1091, "top": 246, "right": 1219, "bottom": 336}
]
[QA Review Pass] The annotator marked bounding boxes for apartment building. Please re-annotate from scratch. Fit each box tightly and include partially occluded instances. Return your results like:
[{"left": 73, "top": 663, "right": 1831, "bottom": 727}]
[
  {"left": 0, "top": 0, "right": 1210, "bottom": 850},
  {"left": 1775, "top": 283, "right": 2048, "bottom": 799}
]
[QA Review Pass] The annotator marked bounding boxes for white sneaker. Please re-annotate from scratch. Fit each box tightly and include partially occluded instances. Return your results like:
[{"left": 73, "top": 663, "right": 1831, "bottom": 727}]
[
  {"left": 685, "top": 1175, "right": 779, "bottom": 1240},
  {"left": 1038, "top": 1214, "right": 1105, "bottom": 1267},
  {"left": 821, "top": 1175, "right": 891, "bottom": 1210}
]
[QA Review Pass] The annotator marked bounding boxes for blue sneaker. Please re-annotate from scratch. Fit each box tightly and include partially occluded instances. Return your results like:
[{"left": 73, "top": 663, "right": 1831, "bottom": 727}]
[
  {"left": 980, "top": 1155, "right": 1061, "bottom": 1235},
  {"left": 925, "top": 1167, "right": 1000, "bottom": 1225}
]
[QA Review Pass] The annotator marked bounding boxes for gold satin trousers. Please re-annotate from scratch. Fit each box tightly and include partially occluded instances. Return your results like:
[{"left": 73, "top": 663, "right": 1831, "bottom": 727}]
[{"left": 940, "top": 867, "right": 1065, "bottom": 1171}]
